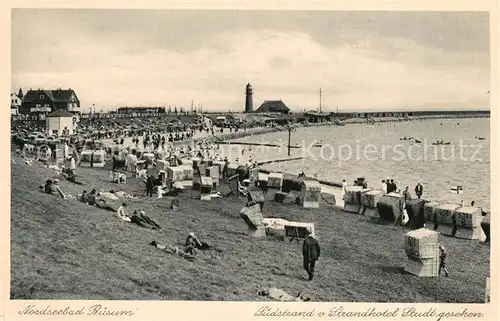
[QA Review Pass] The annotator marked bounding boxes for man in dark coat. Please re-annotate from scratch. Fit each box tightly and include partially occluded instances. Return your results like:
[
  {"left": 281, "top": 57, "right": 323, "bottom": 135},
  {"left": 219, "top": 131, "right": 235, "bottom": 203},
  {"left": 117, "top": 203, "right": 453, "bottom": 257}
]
[
  {"left": 415, "top": 182, "right": 423, "bottom": 199},
  {"left": 386, "top": 178, "right": 393, "bottom": 193},
  {"left": 402, "top": 186, "right": 412, "bottom": 202},
  {"left": 146, "top": 174, "right": 155, "bottom": 197},
  {"left": 391, "top": 179, "right": 398, "bottom": 193},
  {"left": 302, "top": 227, "right": 320, "bottom": 281}
]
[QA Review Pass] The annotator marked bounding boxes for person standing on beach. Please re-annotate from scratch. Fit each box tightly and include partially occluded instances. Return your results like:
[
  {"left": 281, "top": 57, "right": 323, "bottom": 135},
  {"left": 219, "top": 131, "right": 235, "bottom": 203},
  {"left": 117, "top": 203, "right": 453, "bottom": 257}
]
[
  {"left": 415, "top": 182, "right": 423, "bottom": 199},
  {"left": 69, "top": 156, "right": 76, "bottom": 176},
  {"left": 391, "top": 179, "right": 398, "bottom": 193},
  {"left": 341, "top": 180, "right": 347, "bottom": 200},
  {"left": 381, "top": 180, "right": 387, "bottom": 194},
  {"left": 439, "top": 245, "right": 450, "bottom": 277},
  {"left": 386, "top": 178, "right": 393, "bottom": 193},
  {"left": 403, "top": 186, "right": 412, "bottom": 202},
  {"left": 302, "top": 227, "right": 320, "bottom": 281},
  {"left": 146, "top": 174, "right": 155, "bottom": 197},
  {"left": 386, "top": 179, "right": 391, "bottom": 193}
]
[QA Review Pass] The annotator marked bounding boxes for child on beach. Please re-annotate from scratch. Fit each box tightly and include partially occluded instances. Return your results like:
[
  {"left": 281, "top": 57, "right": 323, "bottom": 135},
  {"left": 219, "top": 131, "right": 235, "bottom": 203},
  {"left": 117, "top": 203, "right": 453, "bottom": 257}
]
[{"left": 439, "top": 245, "right": 450, "bottom": 277}]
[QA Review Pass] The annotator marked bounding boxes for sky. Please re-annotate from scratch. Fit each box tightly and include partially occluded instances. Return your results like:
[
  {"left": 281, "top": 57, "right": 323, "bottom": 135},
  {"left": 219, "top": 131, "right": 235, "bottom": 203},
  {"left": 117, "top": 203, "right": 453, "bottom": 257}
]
[{"left": 11, "top": 10, "right": 490, "bottom": 112}]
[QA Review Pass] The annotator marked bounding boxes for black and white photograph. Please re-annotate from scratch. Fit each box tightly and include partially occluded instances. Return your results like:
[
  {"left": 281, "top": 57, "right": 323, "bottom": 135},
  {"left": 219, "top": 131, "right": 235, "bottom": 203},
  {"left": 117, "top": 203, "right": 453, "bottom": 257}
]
[{"left": 8, "top": 6, "right": 493, "bottom": 308}]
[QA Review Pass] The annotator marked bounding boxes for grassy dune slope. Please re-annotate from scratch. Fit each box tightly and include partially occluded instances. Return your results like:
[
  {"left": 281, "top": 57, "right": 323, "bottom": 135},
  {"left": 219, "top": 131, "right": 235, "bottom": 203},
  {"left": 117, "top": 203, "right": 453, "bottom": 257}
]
[{"left": 10, "top": 155, "right": 489, "bottom": 302}]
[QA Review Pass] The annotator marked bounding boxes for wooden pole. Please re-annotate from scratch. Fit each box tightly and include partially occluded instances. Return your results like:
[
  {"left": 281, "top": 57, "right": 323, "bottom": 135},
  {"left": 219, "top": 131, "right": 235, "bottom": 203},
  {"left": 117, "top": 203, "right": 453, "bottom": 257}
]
[
  {"left": 319, "top": 88, "right": 322, "bottom": 113},
  {"left": 288, "top": 126, "right": 291, "bottom": 156}
]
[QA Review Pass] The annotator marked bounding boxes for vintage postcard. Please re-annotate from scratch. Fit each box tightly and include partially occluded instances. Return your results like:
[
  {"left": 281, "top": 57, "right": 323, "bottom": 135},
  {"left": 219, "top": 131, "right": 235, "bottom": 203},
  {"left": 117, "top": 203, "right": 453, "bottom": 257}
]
[{"left": 2, "top": 0, "right": 498, "bottom": 320}]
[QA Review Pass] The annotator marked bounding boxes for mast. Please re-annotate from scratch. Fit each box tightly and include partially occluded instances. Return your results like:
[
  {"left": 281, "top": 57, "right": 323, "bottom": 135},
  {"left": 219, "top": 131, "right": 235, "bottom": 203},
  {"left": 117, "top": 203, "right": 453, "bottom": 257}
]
[{"left": 319, "top": 88, "right": 322, "bottom": 113}]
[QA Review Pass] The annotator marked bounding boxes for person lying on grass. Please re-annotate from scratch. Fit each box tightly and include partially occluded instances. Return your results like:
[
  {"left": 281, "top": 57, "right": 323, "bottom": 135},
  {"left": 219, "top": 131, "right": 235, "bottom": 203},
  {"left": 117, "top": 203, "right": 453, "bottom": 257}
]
[
  {"left": 97, "top": 190, "right": 120, "bottom": 201},
  {"left": 60, "top": 169, "right": 83, "bottom": 185},
  {"left": 149, "top": 240, "right": 195, "bottom": 261},
  {"left": 127, "top": 210, "right": 162, "bottom": 229},
  {"left": 81, "top": 189, "right": 118, "bottom": 212}
]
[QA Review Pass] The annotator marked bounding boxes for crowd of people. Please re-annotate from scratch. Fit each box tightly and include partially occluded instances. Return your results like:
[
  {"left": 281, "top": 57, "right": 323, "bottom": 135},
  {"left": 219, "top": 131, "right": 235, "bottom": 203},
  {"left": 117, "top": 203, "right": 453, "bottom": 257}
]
[{"left": 19, "top": 111, "right": 460, "bottom": 286}]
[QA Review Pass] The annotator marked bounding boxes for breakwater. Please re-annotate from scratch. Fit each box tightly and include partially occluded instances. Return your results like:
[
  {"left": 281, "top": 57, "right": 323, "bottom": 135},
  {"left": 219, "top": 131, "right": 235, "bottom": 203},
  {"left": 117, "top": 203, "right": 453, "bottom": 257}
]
[{"left": 258, "top": 168, "right": 343, "bottom": 188}]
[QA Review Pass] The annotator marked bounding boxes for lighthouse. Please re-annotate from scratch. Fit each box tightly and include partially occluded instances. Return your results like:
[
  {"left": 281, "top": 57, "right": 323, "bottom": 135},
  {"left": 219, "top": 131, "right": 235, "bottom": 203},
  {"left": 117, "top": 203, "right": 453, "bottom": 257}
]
[{"left": 244, "top": 83, "right": 253, "bottom": 113}]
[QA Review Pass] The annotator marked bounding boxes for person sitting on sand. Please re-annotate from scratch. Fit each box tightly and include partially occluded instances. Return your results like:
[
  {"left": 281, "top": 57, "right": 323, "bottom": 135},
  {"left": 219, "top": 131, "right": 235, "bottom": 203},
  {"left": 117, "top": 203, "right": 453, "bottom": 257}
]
[
  {"left": 86, "top": 189, "right": 98, "bottom": 206},
  {"left": 117, "top": 203, "right": 130, "bottom": 222},
  {"left": 185, "top": 232, "right": 211, "bottom": 252},
  {"left": 41, "top": 179, "right": 53, "bottom": 194},
  {"left": 79, "top": 190, "right": 88, "bottom": 203},
  {"left": 47, "top": 179, "right": 66, "bottom": 199}
]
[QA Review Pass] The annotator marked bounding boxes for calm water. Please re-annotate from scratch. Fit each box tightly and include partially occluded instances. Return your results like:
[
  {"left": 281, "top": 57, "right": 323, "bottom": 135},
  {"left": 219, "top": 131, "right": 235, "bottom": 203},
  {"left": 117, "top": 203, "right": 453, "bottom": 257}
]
[{"left": 220, "top": 118, "right": 490, "bottom": 208}]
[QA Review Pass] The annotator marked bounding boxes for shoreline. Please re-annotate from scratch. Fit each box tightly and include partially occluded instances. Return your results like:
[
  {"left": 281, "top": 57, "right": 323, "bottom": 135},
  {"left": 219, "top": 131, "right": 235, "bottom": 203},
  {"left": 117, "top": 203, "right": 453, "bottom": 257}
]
[
  {"left": 102, "top": 114, "right": 489, "bottom": 210},
  {"left": 169, "top": 113, "right": 490, "bottom": 147}
]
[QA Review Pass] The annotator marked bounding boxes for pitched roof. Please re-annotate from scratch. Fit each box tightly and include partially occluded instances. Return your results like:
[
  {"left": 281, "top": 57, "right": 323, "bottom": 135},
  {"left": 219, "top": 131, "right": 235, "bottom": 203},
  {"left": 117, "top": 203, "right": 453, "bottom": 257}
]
[
  {"left": 255, "top": 100, "right": 290, "bottom": 113},
  {"left": 47, "top": 109, "right": 74, "bottom": 117},
  {"left": 22, "top": 89, "right": 77, "bottom": 103}
]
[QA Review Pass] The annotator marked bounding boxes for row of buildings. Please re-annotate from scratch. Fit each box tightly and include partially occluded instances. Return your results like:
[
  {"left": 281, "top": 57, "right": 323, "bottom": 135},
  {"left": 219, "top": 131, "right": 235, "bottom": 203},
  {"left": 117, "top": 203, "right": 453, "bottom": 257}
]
[{"left": 11, "top": 86, "right": 489, "bottom": 122}]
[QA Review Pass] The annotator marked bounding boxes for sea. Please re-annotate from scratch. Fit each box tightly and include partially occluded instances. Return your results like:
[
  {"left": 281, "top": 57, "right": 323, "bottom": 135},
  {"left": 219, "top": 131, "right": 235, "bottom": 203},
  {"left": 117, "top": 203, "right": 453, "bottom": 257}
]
[{"left": 219, "top": 118, "right": 490, "bottom": 208}]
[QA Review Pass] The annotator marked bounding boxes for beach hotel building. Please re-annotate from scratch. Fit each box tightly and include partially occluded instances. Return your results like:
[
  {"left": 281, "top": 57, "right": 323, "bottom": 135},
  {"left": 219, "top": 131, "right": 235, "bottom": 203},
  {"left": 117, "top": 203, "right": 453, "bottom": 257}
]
[{"left": 19, "top": 88, "right": 81, "bottom": 118}]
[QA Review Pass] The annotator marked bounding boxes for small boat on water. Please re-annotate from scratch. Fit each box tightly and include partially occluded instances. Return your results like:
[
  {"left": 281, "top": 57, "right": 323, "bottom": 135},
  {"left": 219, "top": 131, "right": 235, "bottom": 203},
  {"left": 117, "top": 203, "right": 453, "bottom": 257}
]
[
  {"left": 312, "top": 140, "right": 323, "bottom": 147},
  {"left": 414, "top": 139, "right": 422, "bottom": 143},
  {"left": 432, "top": 140, "right": 451, "bottom": 145},
  {"left": 334, "top": 119, "right": 345, "bottom": 126},
  {"left": 450, "top": 186, "right": 464, "bottom": 194},
  {"left": 478, "top": 137, "right": 486, "bottom": 140}
]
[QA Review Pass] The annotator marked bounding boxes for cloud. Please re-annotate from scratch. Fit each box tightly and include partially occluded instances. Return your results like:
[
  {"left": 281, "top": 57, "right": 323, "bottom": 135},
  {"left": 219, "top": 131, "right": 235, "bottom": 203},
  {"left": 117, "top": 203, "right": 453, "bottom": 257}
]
[{"left": 11, "top": 11, "right": 490, "bottom": 112}]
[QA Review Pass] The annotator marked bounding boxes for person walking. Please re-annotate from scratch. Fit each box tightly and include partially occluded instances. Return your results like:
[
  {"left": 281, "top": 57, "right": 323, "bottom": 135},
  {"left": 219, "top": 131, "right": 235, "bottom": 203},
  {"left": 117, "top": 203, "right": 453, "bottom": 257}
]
[
  {"left": 69, "top": 155, "right": 76, "bottom": 176},
  {"left": 146, "top": 174, "right": 155, "bottom": 197},
  {"left": 302, "top": 227, "right": 320, "bottom": 281},
  {"left": 403, "top": 186, "right": 412, "bottom": 202},
  {"left": 415, "top": 182, "right": 423, "bottom": 199},
  {"left": 341, "top": 179, "right": 347, "bottom": 200},
  {"left": 439, "top": 245, "right": 450, "bottom": 277}
]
